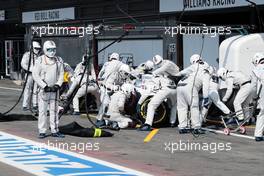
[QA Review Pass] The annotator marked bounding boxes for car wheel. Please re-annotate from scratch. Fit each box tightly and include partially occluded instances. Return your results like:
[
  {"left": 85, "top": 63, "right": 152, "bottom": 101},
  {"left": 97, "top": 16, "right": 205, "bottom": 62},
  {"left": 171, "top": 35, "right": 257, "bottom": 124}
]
[{"left": 139, "top": 96, "right": 168, "bottom": 126}]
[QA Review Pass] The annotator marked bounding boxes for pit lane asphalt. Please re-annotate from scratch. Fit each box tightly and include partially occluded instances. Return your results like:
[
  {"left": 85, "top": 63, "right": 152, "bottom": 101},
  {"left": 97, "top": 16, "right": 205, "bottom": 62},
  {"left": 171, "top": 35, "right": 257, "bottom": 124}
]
[{"left": 0, "top": 79, "right": 263, "bottom": 176}]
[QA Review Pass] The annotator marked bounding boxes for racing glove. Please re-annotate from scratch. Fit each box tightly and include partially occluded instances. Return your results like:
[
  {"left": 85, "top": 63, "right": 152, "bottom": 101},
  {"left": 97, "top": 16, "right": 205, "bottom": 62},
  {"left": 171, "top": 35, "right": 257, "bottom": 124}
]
[
  {"left": 51, "top": 84, "right": 60, "bottom": 92},
  {"left": 44, "top": 86, "right": 52, "bottom": 92}
]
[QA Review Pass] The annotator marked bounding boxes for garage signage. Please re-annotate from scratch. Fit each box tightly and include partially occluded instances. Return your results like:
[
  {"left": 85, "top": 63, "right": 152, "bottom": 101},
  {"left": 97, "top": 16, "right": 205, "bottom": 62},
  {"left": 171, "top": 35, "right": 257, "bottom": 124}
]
[
  {"left": 160, "top": 0, "right": 264, "bottom": 12},
  {"left": 22, "top": 7, "right": 75, "bottom": 23}
]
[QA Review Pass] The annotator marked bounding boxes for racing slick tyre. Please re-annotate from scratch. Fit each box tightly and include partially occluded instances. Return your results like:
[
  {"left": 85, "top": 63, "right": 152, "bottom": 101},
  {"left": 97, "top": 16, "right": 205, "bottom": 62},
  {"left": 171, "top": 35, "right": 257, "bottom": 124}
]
[
  {"left": 79, "top": 93, "right": 98, "bottom": 113},
  {"left": 138, "top": 96, "right": 169, "bottom": 127}
]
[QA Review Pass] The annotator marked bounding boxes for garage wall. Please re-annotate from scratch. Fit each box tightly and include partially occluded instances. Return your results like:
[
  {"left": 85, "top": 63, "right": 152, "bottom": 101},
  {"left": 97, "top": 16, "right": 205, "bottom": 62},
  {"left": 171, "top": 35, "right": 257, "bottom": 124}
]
[
  {"left": 183, "top": 34, "right": 219, "bottom": 68},
  {"left": 98, "top": 39, "right": 163, "bottom": 66}
]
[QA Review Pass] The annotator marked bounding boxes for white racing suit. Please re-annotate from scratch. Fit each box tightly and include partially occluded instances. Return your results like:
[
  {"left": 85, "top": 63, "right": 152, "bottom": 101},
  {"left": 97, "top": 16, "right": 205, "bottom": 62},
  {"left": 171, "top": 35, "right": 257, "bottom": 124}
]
[
  {"left": 152, "top": 60, "right": 179, "bottom": 76},
  {"left": 63, "top": 63, "right": 74, "bottom": 84},
  {"left": 222, "top": 71, "right": 252, "bottom": 120},
  {"left": 251, "top": 64, "right": 264, "bottom": 138},
  {"left": 144, "top": 76, "right": 178, "bottom": 126},
  {"left": 66, "top": 62, "right": 99, "bottom": 112},
  {"left": 201, "top": 74, "right": 231, "bottom": 121},
  {"left": 97, "top": 60, "right": 123, "bottom": 120},
  {"left": 64, "top": 63, "right": 74, "bottom": 80},
  {"left": 32, "top": 55, "right": 64, "bottom": 134},
  {"left": 21, "top": 51, "right": 39, "bottom": 109},
  {"left": 66, "top": 74, "right": 100, "bottom": 113},
  {"left": 98, "top": 61, "right": 110, "bottom": 80},
  {"left": 60, "top": 63, "right": 74, "bottom": 97},
  {"left": 74, "top": 61, "right": 96, "bottom": 79},
  {"left": 107, "top": 91, "right": 133, "bottom": 128},
  {"left": 132, "top": 63, "right": 147, "bottom": 76},
  {"left": 175, "top": 62, "right": 207, "bottom": 77},
  {"left": 143, "top": 60, "right": 179, "bottom": 126},
  {"left": 176, "top": 63, "right": 210, "bottom": 130},
  {"left": 131, "top": 62, "right": 153, "bottom": 77}
]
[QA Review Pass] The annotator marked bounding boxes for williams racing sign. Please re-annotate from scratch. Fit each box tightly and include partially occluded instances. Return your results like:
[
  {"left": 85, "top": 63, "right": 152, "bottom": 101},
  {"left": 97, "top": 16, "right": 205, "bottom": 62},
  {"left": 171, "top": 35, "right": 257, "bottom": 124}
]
[{"left": 160, "top": 0, "right": 264, "bottom": 12}]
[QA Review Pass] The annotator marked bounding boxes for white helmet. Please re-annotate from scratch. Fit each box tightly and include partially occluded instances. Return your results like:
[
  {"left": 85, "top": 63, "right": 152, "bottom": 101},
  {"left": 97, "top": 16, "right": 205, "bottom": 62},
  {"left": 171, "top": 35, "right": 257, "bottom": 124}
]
[
  {"left": 43, "top": 40, "right": 56, "bottom": 58},
  {"left": 109, "top": 52, "right": 119, "bottom": 61},
  {"left": 119, "top": 64, "right": 131, "bottom": 79},
  {"left": 32, "top": 41, "right": 41, "bottom": 55},
  {"left": 144, "top": 60, "right": 154, "bottom": 70},
  {"left": 217, "top": 67, "right": 228, "bottom": 80},
  {"left": 190, "top": 54, "right": 202, "bottom": 65},
  {"left": 119, "top": 64, "right": 131, "bottom": 73},
  {"left": 252, "top": 52, "right": 264, "bottom": 66},
  {"left": 121, "top": 83, "right": 135, "bottom": 96},
  {"left": 152, "top": 55, "right": 163, "bottom": 65},
  {"left": 82, "top": 54, "right": 89, "bottom": 65}
]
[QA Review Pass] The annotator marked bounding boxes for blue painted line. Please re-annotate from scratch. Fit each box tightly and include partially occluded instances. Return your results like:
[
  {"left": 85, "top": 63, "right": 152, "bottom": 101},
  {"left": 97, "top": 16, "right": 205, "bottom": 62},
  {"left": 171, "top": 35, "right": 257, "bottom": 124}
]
[
  {"left": 0, "top": 138, "right": 17, "bottom": 142},
  {"left": 0, "top": 131, "right": 152, "bottom": 176}
]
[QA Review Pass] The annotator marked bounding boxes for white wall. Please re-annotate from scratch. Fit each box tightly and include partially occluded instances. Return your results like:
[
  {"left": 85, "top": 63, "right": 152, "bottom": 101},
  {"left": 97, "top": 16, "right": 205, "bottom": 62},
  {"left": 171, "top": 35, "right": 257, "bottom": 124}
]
[{"left": 183, "top": 34, "right": 219, "bottom": 68}]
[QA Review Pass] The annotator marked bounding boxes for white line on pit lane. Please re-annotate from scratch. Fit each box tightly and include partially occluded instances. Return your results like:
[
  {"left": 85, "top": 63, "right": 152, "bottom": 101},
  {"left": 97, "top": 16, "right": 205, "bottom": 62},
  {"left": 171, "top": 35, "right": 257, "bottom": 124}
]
[
  {"left": 0, "top": 131, "right": 152, "bottom": 176},
  {"left": 202, "top": 127, "right": 255, "bottom": 140},
  {"left": 0, "top": 86, "right": 22, "bottom": 91}
]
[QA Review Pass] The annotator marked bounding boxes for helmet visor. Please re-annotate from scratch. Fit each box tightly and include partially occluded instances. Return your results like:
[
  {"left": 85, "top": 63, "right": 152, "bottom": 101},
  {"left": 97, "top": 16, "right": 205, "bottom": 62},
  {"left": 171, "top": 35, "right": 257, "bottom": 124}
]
[{"left": 47, "top": 48, "right": 56, "bottom": 52}]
